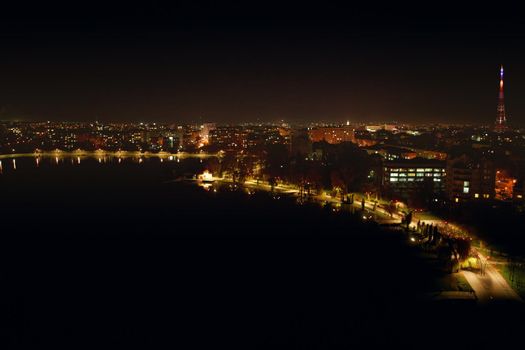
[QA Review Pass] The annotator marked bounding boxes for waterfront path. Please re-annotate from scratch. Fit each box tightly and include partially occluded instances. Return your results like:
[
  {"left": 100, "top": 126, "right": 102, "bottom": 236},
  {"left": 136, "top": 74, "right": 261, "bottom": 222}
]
[
  {"left": 462, "top": 263, "right": 522, "bottom": 304},
  {"left": 227, "top": 178, "right": 524, "bottom": 302}
]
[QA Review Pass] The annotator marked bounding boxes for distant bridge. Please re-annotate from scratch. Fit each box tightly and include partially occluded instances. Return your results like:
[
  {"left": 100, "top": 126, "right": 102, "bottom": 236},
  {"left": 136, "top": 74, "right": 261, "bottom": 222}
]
[{"left": 0, "top": 150, "right": 221, "bottom": 160}]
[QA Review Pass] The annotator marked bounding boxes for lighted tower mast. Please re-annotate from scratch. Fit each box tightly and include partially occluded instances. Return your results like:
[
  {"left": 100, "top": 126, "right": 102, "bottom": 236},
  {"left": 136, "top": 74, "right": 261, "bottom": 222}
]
[{"left": 495, "top": 65, "right": 508, "bottom": 132}]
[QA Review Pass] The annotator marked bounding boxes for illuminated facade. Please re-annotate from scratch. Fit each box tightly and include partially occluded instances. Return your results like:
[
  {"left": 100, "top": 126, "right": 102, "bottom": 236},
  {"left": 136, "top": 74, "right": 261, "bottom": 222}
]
[
  {"left": 209, "top": 126, "right": 247, "bottom": 150},
  {"left": 445, "top": 154, "right": 495, "bottom": 202},
  {"left": 382, "top": 158, "right": 446, "bottom": 200},
  {"left": 199, "top": 123, "right": 216, "bottom": 147},
  {"left": 308, "top": 126, "right": 355, "bottom": 144},
  {"left": 495, "top": 170, "right": 516, "bottom": 201}
]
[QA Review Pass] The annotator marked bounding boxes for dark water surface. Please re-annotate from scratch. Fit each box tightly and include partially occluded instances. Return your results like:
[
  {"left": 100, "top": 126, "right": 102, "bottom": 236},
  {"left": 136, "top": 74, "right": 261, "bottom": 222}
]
[{"left": 1, "top": 158, "right": 523, "bottom": 348}]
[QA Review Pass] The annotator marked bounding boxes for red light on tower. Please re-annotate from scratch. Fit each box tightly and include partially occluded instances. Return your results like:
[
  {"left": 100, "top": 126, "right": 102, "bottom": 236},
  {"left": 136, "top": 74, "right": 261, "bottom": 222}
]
[{"left": 495, "top": 65, "right": 508, "bottom": 132}]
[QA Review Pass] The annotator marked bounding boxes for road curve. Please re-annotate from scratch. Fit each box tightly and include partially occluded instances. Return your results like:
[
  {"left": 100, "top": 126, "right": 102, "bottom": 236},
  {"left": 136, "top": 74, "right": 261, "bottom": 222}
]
[{"left": 462, "top": 263, "right": 522, "bottom": 304}]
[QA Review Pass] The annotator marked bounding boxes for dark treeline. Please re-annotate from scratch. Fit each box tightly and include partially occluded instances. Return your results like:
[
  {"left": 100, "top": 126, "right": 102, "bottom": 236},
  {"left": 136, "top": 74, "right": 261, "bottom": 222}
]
[{"left": 434, "top": 201, "right": 525, "bottom": 256}]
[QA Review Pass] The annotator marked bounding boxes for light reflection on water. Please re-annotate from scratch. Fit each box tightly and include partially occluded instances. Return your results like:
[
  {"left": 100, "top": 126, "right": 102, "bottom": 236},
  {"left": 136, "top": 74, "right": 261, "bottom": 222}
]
[{"left": 0, "top": 154, "right": 211, "bottom": 174}]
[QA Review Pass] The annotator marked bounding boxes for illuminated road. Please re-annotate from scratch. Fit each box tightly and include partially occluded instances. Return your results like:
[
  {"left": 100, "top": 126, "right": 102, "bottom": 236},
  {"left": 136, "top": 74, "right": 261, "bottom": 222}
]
[
  {"left": 412, "top": 212, "right": 523, "bottom": 303},
  {"left": 236, "top": 179, "right": 522, "bottom": 303},
  {"left": 462, "top": 264, "right": 522, "bottom": 304},
  {"left": 237, "top": 179, "right": 401, "bottom": 224}
]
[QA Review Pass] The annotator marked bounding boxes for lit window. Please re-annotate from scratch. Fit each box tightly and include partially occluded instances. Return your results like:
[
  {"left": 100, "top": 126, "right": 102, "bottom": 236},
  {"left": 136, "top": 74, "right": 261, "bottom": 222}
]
[
  {"left": 416, "top": 168, "right": 425, "bottom": 172},
  {"left": 455, "top": 198, "right": 459, "bottom": 203},
  {"left": 463, "top": 187, "right": 469, "bottom": 194},
  {"left": 463, "top": 181, "right": 470, "bottom": 187},
  {"left": 390, "top": 173, "right": 398, "bottom": 177},
  {"left": 408, "top": 173, "right": 416, "bottom": 177},
  {"left": 474, "top": 193, "right": 479, "bottom": 198},
  {"left": 390, "top": 177, "right": 398, "bottom": 182}
]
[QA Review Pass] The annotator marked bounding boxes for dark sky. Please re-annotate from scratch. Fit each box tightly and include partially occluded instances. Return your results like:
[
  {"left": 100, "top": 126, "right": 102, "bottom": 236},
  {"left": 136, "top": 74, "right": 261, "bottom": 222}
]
[{"left": 1, "top": 1, "right": 525, "bottom": 125}]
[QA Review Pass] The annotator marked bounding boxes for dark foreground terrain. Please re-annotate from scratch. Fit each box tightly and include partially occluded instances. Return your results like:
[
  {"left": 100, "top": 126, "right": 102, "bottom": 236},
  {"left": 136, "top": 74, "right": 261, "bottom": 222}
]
[{"left": 1, "top": 159, "right": 524, "bottom": 348}]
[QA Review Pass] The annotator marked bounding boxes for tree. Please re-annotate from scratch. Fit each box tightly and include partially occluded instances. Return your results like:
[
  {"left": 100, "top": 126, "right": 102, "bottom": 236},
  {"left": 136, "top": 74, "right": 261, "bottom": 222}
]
[
  {"left": 262, "top": 144, "right": 289, "bottom": 180},
  {"left": 268, "top": 177, "right": 277, "bottom": 192},
  {"left": 205, "top": 157, "right": 221, "bottom": 176},
  {"left": 330, "top": 170, "right": 346, "bottom": 200},
  {"left": 404, "top": 211, "right": 413, "bottom": 230},
  {"left": 387, "top": 201, "right": 397, "bottom": 218},
  {"left": 455, "top": 239, "right": 471, "bottom": 261},
  {"left": 322, "top": 142, "right": 373, "bottom": 193},
  {"left": 219, "top": 152, "right": 236, "bottom": 178}
]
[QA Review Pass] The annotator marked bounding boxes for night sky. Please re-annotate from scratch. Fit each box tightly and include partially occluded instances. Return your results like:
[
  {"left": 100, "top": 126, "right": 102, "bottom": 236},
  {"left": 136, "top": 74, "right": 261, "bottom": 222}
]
[{"left": 1, "top": 1, "right": 524, "bottom": 125}]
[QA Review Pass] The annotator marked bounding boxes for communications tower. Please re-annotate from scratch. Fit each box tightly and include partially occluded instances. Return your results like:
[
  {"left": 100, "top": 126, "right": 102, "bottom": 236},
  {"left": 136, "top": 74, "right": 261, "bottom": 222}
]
[{"left": 495, "top": 65, "right": 508, "bottom": 132}]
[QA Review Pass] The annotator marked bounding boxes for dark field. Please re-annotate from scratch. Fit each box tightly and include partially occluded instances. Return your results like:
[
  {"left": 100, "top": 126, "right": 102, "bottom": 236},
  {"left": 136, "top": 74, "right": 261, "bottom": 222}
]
[{"left": 1, "top": 158, "right": 524, "bottom": 348}]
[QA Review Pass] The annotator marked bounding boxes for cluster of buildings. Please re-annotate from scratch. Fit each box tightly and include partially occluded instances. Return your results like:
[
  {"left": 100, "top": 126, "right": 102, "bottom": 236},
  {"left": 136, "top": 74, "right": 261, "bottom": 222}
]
[
  {"left": 380, "top": 151, "right": 499, "bottom": 205},
  {"left": 371, "top": 66, "right": 522, "bottom": 205},
  {"left": 1, "top": 67, "right": 523, "bottom": 206},
  {"left": 298, "top": 123, "right": 523, "bottom": 205},
  {"left": 3, "top": 119, "right": 523, "bottom": 206},
  {"left": 0, "top": 121, "right": 294, "bottom": 154}
]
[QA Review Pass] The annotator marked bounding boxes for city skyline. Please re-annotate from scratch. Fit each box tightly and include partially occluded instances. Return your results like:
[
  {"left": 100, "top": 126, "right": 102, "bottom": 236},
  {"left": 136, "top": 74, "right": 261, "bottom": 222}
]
[
  {"left": 3, "top": 3, "right": 525, "bottom": 346},
  {"left": 1, "top": 2, "right": 525, "bottom": 124}
]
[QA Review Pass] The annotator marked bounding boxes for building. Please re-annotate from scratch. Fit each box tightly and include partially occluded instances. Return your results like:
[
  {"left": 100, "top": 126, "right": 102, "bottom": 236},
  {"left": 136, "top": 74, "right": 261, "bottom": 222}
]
[
  {"left": 209, "top": 126, "right": 247, "bottom": 150},
  {"left": 445, "top": 154, "right": 495, "bottom": 202},
  {"left": 199, "top": 123, "right": 216, "bottom": 146},
  {"left": 365, "top": 124, "right": 398, "bottom": 133},
  {"left": 364, "top": 145, "right": 417, "bottom": 161},
  {"left": 382, "top": 158, "right": 446, "bottom": 205},
  {"left": 308, "top": 126, "right": 355, "bottom": 144},
  {"left": 495, "top": 170, "right": 516, "bottom": 201},
  {"left": 355, "top": 136, "right": 378, "bottom": 147},
  {"left": 364, "top": 144, "right": 448, "bottom": 162}
]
